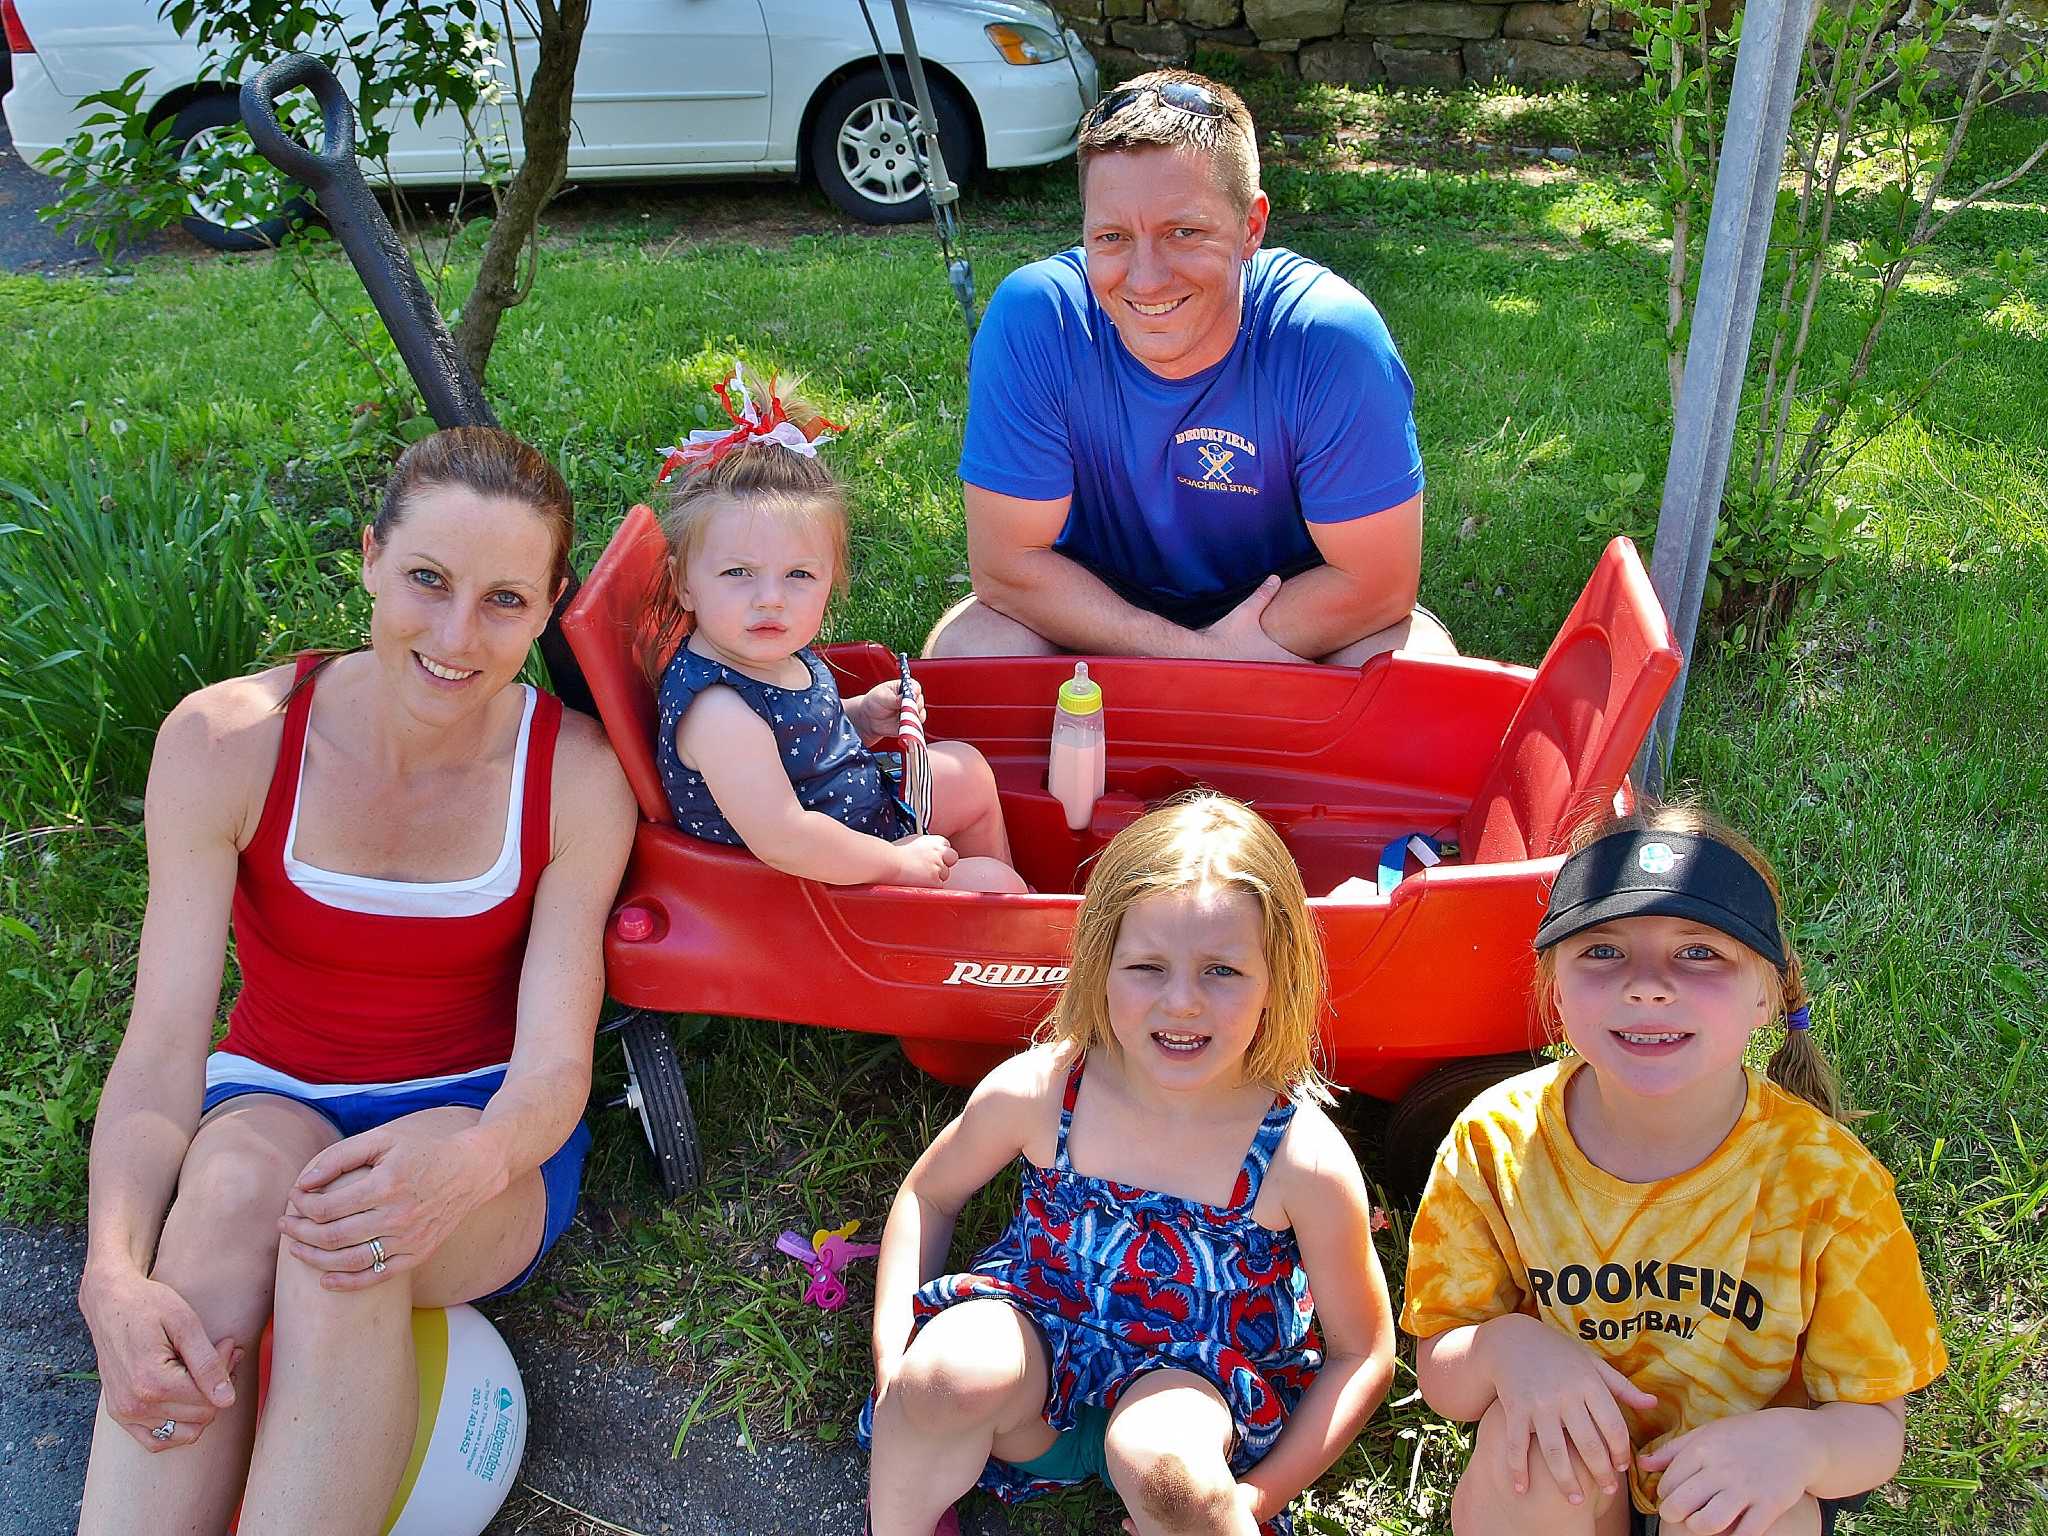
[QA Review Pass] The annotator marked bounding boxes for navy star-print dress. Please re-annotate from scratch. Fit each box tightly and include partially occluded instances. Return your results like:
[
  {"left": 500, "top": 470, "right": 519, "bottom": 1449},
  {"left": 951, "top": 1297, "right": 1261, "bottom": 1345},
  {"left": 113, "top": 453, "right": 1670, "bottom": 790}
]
[
  {"left": 656, "top": 645, "right": 913, "bottom": 846},
  {"left": 860, "top": 1053, "right": 1322, "bottom": 1535}
]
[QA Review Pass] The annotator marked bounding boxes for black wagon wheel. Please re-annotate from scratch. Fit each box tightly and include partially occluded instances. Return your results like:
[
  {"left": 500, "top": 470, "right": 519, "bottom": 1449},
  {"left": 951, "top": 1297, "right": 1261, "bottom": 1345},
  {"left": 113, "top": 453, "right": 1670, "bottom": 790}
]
[
  {"left": 614, "top": 1011, "right": 702, "bottom": 1198},
  {"left": 1382, "top": 1053, "right": 1547, "bottom": 1206}
]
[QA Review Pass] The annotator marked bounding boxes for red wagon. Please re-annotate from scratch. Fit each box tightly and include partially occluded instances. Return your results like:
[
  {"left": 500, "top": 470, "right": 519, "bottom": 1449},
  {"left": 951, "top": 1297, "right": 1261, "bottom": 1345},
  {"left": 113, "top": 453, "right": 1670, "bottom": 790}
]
[
  {"left": 563, "top": 507, "right": 1681, "bottom": 1196},
  {"left": 229, "top": 58, "right": 1681, "bottom": 1198}
]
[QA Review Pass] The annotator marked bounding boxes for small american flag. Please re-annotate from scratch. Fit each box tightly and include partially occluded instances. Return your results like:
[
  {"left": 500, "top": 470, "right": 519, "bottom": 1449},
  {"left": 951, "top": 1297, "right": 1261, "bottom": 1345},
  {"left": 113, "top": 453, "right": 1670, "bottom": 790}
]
[{"left": 896, "top": 652, "right": 932, "bottom": 836}]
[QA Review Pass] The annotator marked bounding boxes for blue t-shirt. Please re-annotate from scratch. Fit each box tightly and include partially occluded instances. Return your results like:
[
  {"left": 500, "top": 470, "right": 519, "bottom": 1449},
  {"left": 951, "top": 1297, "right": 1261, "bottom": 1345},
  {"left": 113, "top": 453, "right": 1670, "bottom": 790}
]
[{"left": 958, "top": 246, "right": 1424, "bottom": 629}]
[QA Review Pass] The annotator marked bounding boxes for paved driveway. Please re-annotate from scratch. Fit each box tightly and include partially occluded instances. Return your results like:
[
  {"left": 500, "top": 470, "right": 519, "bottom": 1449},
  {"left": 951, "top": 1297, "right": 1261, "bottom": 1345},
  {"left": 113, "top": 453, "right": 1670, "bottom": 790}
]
[
  {"left": 0, "top": 112, "right": 197, "bottom": 271},
  {"left": 0, "top": 1223, "right": 1031, "bottom": 1535}
]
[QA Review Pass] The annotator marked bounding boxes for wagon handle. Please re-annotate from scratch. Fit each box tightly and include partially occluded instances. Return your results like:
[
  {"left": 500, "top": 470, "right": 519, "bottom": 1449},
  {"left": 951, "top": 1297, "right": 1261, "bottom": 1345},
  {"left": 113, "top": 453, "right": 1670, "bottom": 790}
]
[
  {"left": 240, "top": 53, "right": 497, "bottom": 432},
  {"left": 238, "top": 54, "right": 597, "bottom": 717},
  {"left": 238, "top": 51, "right": 356, "bottom": 189}
]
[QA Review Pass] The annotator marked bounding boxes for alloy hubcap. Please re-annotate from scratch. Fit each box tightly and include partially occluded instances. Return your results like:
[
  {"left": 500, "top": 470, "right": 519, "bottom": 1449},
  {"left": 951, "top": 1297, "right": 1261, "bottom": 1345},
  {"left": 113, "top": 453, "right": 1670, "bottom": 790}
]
[
  {"left": 836, "top": 98, "right": 930, "bottom": 205},
  {"left": 178, "top": 124, "right": 281, "bottom": 230}
]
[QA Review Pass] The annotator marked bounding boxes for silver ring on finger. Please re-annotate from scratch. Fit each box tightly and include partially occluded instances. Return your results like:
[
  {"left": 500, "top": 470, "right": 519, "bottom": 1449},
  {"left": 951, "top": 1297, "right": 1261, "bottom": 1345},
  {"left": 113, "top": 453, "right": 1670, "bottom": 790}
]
[
  {"left": 151, "top": 1419, "right": 177, "bottom": 1442},
  {"left": 367, "top": 1236, "right": 388, "bottom": 1274}
]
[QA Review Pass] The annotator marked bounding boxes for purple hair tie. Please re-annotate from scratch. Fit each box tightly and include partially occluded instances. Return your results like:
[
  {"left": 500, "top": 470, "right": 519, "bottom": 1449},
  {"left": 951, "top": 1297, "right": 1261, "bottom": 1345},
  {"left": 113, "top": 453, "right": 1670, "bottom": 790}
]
[{"left": 1786, "top": 1004, "right": 1812, "bottom": 1031}]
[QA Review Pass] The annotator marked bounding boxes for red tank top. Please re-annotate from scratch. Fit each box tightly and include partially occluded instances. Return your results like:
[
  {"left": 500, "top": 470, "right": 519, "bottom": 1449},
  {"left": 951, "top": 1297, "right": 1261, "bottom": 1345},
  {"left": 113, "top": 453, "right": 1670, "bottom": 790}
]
[{"left": 220, "top": 655, "right": 563, "bottom": 1083}]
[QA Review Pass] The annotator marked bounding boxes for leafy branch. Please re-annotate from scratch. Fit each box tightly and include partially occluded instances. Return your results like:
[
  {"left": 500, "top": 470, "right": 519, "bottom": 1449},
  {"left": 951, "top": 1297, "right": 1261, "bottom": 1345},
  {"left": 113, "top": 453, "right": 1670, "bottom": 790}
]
[{"left": 1630, "top": 0, "right": 2047, "bottom": 627}]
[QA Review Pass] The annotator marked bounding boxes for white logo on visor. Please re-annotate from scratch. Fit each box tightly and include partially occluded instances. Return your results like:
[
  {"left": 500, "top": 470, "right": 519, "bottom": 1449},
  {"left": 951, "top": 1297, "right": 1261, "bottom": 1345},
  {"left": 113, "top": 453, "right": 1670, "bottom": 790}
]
[{"left": 1637, "top": 842, "right": 1679, "bottom": 874}]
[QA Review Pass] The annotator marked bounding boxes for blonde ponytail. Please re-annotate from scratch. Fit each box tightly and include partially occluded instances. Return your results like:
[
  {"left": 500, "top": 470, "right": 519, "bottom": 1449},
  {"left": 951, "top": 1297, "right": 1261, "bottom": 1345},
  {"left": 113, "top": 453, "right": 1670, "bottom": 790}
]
[{"left": 1763, "top": 953, "right": 1843, "bottom": 1120}]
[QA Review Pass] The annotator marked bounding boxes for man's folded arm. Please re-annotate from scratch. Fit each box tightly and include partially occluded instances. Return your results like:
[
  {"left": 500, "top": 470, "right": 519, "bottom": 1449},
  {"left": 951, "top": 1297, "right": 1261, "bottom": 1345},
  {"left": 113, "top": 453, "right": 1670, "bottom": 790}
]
[
  {"left": 963, "top": 482, "right": 1217, "bottom": 658},
  {"left": 1259, "top": 491, "right": 1424, "bottom": 659}
]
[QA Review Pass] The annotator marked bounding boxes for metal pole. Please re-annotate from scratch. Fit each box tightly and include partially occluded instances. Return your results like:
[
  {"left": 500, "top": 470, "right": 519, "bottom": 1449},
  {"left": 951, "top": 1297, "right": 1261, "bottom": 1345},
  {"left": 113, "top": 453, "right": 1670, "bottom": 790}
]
[
  {"left": 887, "top": 0, "right": 959, "bottom": 216},
  {"left": 241, "top": 55, "right": 497, "bottom": 432},
  {"left": 886, "top": 0, "right": 978, "bottom": 339},
  {"left": 1636, "top": 0, "right": 1818, "bottom": 796}
]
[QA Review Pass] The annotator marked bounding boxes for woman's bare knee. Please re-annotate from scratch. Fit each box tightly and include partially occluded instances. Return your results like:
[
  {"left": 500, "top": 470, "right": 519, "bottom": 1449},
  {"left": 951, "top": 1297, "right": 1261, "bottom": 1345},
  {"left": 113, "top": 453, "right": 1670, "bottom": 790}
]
[
  {"left": 270, "top": 1215, "right": 418, "bottom": 1348},
  {"left": 173, "top": 1100, "right": 331, "bottom": 1235},
  {"left": 153, "top": 1100, "right": 333, "bottom": 1336}
]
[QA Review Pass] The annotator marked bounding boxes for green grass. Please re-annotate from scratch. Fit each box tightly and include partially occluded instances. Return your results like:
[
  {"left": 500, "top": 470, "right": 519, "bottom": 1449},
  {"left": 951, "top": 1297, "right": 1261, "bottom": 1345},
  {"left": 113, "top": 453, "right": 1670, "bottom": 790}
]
[
  {"left": 3, "top": 91, "right": 2045, "bottom": 1534},
  {"left": 0, "top": 448, "right": 351, "bottom": 823}
]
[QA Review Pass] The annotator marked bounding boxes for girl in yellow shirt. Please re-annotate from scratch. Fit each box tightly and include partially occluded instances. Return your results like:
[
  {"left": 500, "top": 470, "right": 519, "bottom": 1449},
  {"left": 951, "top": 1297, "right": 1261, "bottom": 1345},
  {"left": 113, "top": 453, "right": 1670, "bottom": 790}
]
[{"left": 1402, "top": 804, "right": 1945, "bottom": 1536}]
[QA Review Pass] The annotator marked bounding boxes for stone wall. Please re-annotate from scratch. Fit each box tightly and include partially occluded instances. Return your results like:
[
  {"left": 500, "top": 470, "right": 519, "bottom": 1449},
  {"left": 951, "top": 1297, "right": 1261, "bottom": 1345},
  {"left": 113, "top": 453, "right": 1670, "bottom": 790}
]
[
  {"left": 1053, "top": 0, "right": 2045, "bottom": 94},
  {"left": 1055, "top": 0, "right": 1646, "bottom": 88},
  {"left": 1919, "top": 0, "right": 2048, "bottom": 95}
]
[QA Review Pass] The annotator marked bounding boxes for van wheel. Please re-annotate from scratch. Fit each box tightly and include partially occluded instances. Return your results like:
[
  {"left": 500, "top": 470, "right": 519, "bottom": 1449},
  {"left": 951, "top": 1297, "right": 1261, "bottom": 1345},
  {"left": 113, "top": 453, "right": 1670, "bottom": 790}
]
[{"left": 164, "top": 91, "right": 312, "bottom": 251}]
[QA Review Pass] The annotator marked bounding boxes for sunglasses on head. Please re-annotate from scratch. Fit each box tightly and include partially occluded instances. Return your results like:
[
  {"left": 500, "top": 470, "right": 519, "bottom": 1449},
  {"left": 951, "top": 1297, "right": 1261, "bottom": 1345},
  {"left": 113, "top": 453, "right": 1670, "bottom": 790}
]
[{"left": 1084, "top": 79, "right": 1227, "bottom": 131}]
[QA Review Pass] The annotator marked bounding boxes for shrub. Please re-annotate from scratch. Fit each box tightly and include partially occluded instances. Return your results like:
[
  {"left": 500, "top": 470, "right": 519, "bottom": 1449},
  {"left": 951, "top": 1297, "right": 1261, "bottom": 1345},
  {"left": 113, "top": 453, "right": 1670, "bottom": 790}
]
[{"left": 1632, "top": 0, "right": 2048, "bottom": 627}]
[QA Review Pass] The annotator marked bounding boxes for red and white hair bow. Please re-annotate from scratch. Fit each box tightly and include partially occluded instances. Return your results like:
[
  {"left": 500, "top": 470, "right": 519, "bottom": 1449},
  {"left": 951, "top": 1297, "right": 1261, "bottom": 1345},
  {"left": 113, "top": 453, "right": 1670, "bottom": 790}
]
[{"left": 656, "top": 371, "right": 842, "bottom": 483}]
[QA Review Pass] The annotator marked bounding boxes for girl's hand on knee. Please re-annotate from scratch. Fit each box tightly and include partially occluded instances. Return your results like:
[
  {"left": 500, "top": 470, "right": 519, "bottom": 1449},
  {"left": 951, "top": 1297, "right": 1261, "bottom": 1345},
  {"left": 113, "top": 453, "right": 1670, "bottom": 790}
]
[
  {"left": 79, "top": 1267, "right": 243, "bottom": 1452},
  {"left": 890, "top": 833, "right": 959, "bottom": 887},
  {"left": 1478, "top": 1314, "right": 1656, "bottom": 1503},
  {"left": 1640, "top": 1411, "right": 1814, "bottom": 1536}
]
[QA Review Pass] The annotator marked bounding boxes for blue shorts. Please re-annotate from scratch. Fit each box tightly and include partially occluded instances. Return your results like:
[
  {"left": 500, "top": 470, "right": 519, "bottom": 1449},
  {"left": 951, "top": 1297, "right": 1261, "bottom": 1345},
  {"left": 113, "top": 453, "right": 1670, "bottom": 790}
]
[{"left": 201, "top": 1052, "right": 590, "bottom": 1299}]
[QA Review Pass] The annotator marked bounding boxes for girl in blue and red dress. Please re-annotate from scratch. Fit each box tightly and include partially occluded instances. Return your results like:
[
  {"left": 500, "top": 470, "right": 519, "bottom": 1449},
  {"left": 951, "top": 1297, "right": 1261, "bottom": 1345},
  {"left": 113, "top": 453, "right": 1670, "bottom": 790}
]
[{"left": 862, "top": 794, "right": 1395, "bottom": 1536}]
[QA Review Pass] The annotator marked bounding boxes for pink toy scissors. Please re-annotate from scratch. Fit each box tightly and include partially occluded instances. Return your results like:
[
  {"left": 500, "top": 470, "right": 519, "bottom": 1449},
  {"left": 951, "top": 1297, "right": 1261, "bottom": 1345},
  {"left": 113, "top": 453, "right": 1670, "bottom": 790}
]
[{"left": 776, "top": 1221, "right": 881, "bottom": 1311}]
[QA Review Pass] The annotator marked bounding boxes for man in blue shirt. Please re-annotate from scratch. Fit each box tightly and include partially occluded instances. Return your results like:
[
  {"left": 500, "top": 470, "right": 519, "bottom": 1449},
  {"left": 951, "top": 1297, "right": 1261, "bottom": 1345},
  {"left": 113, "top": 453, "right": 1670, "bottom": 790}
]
[{"left": 925, "top": 69, "right": 1451, "bottom": 665}]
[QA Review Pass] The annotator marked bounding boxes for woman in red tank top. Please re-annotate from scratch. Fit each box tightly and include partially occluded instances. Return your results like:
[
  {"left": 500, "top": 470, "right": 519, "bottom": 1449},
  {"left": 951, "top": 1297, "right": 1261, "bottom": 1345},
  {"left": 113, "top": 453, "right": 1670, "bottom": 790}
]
[{"left": 75, "top": 429, "right": 636, "bottom": 1535}]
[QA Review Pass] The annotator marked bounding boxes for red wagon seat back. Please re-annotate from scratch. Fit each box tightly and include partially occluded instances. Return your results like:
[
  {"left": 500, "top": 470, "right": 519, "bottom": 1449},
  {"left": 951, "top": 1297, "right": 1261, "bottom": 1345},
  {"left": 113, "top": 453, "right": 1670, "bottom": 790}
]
[
  {"left": 561, "top": 503, "right": 675, "bottom": 823},
  {"left": 1459, "top": 537, "right": 1682, "bottom": 864}
]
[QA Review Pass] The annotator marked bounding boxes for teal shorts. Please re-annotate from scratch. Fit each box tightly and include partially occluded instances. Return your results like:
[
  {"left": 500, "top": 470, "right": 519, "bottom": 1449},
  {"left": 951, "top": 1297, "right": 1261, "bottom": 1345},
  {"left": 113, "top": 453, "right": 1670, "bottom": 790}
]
[{"left": 1005, "top": 1402, "right": 1113, "bottom": 1486}]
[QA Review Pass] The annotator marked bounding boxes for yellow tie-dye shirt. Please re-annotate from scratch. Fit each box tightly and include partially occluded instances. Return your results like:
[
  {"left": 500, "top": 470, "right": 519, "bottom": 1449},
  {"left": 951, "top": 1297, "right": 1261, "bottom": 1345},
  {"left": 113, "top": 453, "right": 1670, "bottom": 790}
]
[{"left": 1400, "top": 1061, "right": 1946, "bottom": 1512}]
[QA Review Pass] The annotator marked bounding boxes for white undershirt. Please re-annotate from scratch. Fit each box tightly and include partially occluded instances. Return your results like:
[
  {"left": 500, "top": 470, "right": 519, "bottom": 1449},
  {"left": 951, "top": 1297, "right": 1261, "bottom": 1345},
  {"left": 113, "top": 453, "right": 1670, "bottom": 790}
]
[{"left": 282, "top": 686, "right": 536, "bottom": 917}]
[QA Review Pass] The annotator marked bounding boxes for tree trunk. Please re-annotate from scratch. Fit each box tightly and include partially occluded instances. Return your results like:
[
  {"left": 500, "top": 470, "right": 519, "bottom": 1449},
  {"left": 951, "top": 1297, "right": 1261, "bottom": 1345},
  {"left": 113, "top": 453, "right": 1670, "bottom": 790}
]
[{"left": 453, "top": 0, "right": 590, "bottom": 387}]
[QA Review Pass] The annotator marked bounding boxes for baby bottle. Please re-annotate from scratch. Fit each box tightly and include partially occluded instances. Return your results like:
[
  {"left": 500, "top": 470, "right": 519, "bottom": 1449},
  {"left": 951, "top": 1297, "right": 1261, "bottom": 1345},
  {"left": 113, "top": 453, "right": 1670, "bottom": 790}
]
[{"left": 1047, "top": 662, "right": 1106, "bottom": 832}]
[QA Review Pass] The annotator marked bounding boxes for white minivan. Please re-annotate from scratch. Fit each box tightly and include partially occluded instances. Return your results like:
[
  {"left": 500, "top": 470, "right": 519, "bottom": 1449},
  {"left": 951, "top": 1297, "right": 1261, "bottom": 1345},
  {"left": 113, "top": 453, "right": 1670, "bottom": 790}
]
[{"left": 2, "top": 0, "right": 1096, "bottom": 245}]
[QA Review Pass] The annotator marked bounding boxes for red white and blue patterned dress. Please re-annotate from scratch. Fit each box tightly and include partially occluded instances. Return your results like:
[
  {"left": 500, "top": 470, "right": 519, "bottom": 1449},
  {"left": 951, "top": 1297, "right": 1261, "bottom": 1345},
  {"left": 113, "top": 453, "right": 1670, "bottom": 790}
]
[{"left": 862, "top": 1052, "right": 1322, "bottom": 1534}]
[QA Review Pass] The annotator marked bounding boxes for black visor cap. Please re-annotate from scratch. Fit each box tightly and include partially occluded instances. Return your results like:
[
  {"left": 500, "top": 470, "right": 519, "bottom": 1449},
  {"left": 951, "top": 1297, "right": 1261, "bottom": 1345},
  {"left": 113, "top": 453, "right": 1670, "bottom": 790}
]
[{"left": 1533, "top": 830, "right": 1787, "bottom": 970}]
